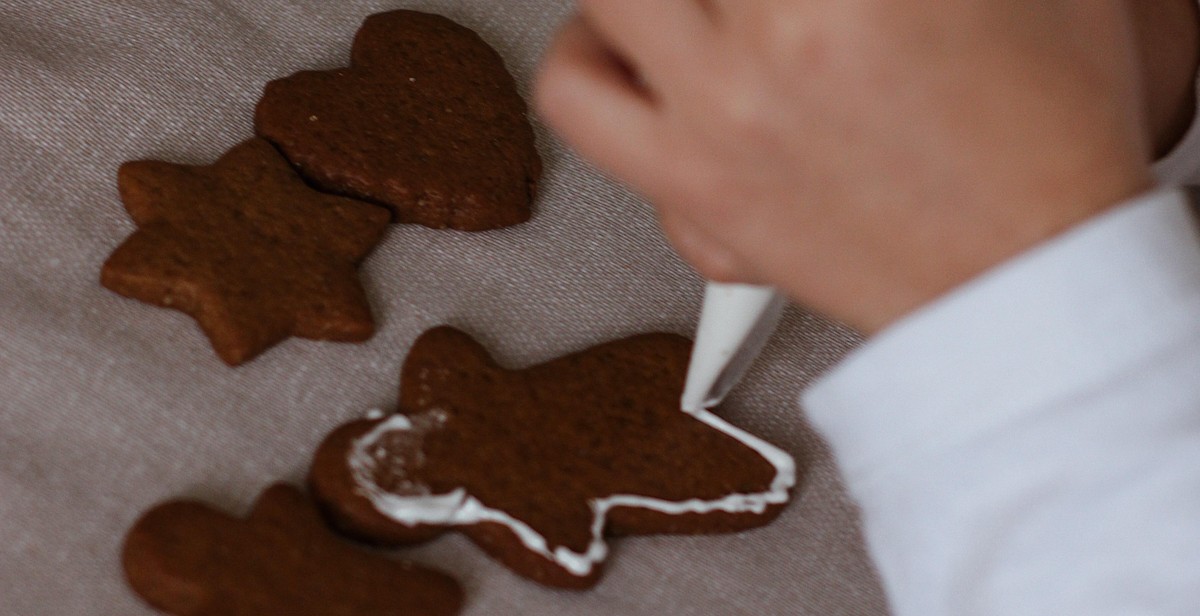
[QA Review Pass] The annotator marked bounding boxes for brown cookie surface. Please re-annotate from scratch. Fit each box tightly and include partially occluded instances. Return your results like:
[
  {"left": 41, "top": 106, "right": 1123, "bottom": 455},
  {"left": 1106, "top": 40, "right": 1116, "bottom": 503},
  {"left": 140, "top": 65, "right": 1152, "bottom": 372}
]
[
  {"left": 101, "top": 137, "right": 390, "bottom": 366},
  {"left": 255, "top": 10, "right": 541, "bottom": 231},
  {"left": 309, "top": 327, "right": 796, "bottom": 589},
  {"left": 122, "top": 483, "right": 463, "bottom": 616}
]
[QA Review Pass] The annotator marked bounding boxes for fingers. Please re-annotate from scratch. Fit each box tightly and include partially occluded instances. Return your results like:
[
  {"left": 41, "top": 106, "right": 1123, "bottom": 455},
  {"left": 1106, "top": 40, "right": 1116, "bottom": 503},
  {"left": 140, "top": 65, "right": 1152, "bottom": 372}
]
[
  {"left": 657, "top": 209, "right": 759, "bottom": 283},
  {"left": 576, "top": 0, "right": 713, "bottom": 89},
  {"left": 536, "top": 16, "right": 665, "bottom": 183},
  {"left": 537, "top": 7, "right": 755, "bottom": 285}
]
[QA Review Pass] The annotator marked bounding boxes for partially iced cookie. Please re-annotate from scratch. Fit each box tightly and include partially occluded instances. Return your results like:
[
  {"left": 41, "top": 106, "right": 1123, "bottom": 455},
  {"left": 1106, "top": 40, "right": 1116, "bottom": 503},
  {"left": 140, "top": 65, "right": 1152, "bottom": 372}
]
[{"left": 310, "top": 327, "right": 796, "bottom": 588}]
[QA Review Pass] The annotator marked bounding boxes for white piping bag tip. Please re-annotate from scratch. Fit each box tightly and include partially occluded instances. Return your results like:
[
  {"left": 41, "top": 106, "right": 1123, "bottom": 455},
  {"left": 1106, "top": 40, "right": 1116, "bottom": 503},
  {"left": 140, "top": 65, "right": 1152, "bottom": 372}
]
[{"left": 681, "top": 283, "right": 784, "bottom": 413}]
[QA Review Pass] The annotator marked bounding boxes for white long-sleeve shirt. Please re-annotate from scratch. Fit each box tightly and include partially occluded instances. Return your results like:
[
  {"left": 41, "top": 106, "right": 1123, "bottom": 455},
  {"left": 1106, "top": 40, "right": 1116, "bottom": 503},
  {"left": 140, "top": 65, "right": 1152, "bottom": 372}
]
[{"left": 801, "top": 80, "right": 1200, "bottom": 616}]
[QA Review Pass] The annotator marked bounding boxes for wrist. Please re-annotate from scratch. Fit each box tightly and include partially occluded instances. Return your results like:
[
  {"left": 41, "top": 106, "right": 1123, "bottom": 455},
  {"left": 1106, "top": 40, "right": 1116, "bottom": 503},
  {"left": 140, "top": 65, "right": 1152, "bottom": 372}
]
[
  {"left": 806, "top": 162, "right": 1158, "bottom": 335},
  {"left": 1131, "top": 0, "right": 1200, "bottom": 158}
]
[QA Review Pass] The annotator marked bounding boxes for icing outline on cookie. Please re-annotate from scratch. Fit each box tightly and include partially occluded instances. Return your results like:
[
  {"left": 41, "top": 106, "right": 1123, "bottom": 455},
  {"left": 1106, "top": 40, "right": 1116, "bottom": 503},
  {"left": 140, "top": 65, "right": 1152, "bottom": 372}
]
[{"left": 347, "top": 408, "right": 796, "bottom": 577}]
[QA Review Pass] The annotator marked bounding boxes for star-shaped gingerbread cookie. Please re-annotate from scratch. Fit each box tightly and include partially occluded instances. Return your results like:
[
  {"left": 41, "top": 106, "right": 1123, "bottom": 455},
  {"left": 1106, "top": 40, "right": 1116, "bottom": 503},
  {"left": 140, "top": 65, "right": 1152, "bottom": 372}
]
[
  {"left": 122, "top": 483, "right": 463, "bottom": 615},
  {"left": 309, "top": 327, "right": 796, "bottom": 588},
  {"left": 101, "top": 138, "right": 390, "bottom": 366},
  {"left": 255, "top": 10, "right": 541, "bottom": 231}
]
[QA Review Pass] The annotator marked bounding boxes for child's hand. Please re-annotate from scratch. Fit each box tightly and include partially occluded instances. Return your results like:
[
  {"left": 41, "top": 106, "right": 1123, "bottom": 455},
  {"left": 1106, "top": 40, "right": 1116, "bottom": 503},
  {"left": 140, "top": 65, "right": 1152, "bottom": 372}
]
[{"left": 536, "top": 0, "right": 1155, "bottom": 332}]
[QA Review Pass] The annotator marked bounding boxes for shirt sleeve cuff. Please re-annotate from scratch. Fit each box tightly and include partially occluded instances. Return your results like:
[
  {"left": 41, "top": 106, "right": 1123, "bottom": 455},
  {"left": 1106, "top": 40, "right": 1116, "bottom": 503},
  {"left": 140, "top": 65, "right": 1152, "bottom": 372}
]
[{"left": 801, "top": 188, "right": 1200, "bottom": 482}]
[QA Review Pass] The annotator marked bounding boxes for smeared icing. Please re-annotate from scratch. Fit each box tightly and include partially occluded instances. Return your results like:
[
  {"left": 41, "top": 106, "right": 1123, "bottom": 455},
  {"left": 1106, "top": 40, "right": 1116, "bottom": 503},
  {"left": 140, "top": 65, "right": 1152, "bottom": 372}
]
[{"left": 347, "top": 407, "right": 796, "bottom": 578}]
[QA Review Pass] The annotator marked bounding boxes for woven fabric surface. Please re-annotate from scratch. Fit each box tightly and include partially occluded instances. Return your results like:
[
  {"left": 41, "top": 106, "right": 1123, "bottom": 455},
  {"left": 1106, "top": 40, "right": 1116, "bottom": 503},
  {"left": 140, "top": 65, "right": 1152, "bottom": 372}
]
[{"left": 0, "top": 1, "right": 887, "bottom": 613}]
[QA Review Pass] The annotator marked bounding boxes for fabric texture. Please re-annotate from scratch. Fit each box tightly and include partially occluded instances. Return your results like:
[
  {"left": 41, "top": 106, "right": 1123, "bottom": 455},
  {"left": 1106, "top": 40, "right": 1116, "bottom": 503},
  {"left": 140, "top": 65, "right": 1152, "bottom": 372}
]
[
  {"left": 803, "top": 188, "right": 1200, "bottom": 615},
  {"left": 0, "top": 2, "right": 886, "bottom": 614}
]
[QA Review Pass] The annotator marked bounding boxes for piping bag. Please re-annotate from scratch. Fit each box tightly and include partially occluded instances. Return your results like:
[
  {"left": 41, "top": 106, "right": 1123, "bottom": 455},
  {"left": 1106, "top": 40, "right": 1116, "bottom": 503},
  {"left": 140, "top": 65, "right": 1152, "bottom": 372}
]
[{"left": 680, "top": 282, "right": 786, "bottom": 413}]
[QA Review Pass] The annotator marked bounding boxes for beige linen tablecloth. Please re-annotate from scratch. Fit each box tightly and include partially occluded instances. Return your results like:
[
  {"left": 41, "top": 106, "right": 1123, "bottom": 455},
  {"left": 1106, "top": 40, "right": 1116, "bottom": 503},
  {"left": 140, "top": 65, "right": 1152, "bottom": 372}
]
[{"left": 0, "top": 1, "right": 887, "bottom": 613}]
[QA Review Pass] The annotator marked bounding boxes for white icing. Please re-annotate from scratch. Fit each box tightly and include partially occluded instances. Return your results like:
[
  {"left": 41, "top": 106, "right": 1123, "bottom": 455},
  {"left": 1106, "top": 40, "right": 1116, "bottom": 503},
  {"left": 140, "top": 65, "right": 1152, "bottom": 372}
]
[{"left": 347, "top": 407, "right": 796, "bottom": 578}]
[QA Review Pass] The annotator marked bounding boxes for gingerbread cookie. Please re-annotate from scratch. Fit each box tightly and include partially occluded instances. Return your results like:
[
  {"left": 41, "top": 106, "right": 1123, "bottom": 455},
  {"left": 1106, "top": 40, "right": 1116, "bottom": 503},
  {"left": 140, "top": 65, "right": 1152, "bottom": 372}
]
[
  {"left": 122, "top": 483, "right": 463, "bottom": 615},
  {"left": 310, "top": 327, "right": 796, "bottom": 588},
  {"left": 255, "top": 10, "right": 541, "bottom": 231},
  {"left": 101, "top": 138, "right": 390, "bottom": 366}
]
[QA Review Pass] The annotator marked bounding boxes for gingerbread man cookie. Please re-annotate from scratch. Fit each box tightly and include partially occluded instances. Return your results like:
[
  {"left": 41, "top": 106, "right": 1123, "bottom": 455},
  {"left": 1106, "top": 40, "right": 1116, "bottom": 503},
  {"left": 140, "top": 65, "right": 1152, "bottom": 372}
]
[
  {"left": 122, "top": 483, "right": 463, "bottom": 615},
  {"left": 310, "top": 327, "right": 796, "bottom": 588}
]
